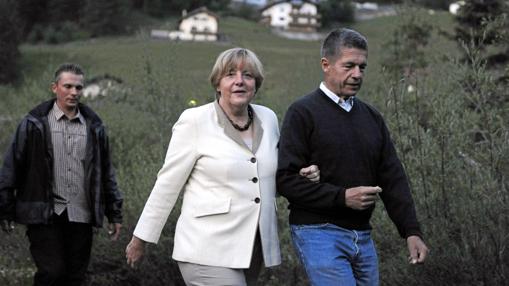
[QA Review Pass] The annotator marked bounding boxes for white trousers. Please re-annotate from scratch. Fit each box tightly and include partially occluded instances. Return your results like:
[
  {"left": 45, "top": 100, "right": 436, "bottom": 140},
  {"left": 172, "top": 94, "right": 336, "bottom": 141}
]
[{"left": 177, "top": 231, "right": 263, "bottom": 286}]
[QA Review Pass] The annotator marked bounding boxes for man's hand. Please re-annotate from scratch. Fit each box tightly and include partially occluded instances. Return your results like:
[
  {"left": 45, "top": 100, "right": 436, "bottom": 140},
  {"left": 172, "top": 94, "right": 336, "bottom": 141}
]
[
  {"left": 0, "top": 219, "right": 14, "bottom": 233},
  {"left": 299, "top": 165, "right": 320, "bottom": 183},
  {"left": 108, "top": 223, "right": 122, "bottom": 241},
  {"left": 345, "top": 186, "right": 382, "bottom": 210},
  {"left": 126, "top": 236, "right": 146, "bottom": 269},
  {"left": 407, "top": 235, "right": 429, "bottom": 264}
]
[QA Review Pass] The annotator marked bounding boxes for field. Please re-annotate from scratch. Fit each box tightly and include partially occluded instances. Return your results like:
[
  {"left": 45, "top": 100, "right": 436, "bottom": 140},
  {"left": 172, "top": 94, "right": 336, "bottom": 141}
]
[{"left": 1, "top": 9, "right": 508, "bottom": 286}]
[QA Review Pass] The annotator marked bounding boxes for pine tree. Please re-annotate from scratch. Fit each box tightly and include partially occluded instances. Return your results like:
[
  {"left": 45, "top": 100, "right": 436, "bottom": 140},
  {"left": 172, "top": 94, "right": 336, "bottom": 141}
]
[
  {"left": 454, "top": 0, "right": 505, "bottom": 49},
  {"left": 454, "top": 0, "right": 508, "bottom": 126},
  {"left": 382, "top": 4, "right": 432, "bottom": 79}
]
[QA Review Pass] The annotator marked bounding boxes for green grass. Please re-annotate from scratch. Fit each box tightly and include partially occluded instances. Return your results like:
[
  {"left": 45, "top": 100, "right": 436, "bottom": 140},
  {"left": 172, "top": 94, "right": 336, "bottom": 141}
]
[{"left": 12, "top": 11, "right": 456, "bottom": 118}]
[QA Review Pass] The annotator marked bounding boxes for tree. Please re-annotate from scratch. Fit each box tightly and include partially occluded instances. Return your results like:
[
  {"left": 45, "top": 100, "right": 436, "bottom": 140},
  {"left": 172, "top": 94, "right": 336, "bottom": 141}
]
[
  {"left": 169, "top": 0, "right": 230, "bottom": 13},
  {"left": 381, "top": 4, "right": 432, "bottom": 79},
  {"left": 454, "top": 0, "right": 508, "bottom": 65},
  {"left": 82, "top": 0, "right": 130, "bottom": 36},
  {"left": 130, "top": 0, "right": 144, "bottom": 9},
  {"left": 0, "top": 0, "right": 21, "bottom": 84},
  {"left": 453, "top": 0, "right": 509, "bottom": 106},
  {"left": 47, "top": 0, "right": 86, "bottom": 23},
  {"left": 319, "top": 0, "right": 355, "bottom": 27},
  {"left": 415, "top": 0, "right": 454, "bottom": 10},
  {"left": 135, "top": 0, "right": 231, "bottom": 17},
  {"left": 143, "top": 0, "right": 164, "bottom": 17},
  {"left": 16, "top": 0, "right": 49, "bottom": 37}
]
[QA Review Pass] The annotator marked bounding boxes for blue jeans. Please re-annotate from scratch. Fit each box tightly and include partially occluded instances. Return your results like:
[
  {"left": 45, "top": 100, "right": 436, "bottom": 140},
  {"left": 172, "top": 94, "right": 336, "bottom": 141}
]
[{"left": 291, "top": 223, "right": 379, "bottom": 286}]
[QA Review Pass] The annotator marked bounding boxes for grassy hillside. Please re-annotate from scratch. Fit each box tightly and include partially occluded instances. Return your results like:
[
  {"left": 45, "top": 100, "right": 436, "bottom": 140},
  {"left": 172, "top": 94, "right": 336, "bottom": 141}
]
[{"left": 5, "top": 10, "right": 456, "bottom": 116}]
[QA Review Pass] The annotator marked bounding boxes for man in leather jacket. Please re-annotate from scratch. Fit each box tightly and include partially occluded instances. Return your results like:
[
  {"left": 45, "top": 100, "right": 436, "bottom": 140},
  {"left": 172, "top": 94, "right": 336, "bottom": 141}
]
[{"left": 0, "top": 63, "right": 123, "bottom": 286}]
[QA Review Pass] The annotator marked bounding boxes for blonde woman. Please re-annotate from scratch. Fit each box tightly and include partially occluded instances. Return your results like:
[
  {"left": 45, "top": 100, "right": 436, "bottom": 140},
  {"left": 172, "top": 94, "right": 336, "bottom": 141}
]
[{"left": 126, "top": 48, "right": 319, "bottom": 285}]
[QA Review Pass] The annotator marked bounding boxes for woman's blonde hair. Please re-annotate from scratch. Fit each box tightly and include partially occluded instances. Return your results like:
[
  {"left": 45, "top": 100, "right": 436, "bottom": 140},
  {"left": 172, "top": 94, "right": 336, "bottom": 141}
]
[{"left": 209, "top": 48, "right": 264, "bottom": 97}]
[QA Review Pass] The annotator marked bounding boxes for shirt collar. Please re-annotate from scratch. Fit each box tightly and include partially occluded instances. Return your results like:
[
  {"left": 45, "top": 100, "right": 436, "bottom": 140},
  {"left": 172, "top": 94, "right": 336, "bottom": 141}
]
[
  {"left": 51, "top": 102, "right": 85, "bottom": 124},
  {"left": 319, "top": 82, "right": 355, "bottom": 111}
]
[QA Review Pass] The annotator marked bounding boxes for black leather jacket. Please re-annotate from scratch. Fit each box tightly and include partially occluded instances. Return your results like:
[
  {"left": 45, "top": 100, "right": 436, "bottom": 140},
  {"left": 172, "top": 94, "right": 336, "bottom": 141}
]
[{"left": 0, "top": 99, "right": 123, "bottom": 227}]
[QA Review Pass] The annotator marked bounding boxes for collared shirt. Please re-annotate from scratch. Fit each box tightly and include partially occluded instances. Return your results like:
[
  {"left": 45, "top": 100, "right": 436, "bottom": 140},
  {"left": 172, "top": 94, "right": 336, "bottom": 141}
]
[
  {"left": 320, "top": 82, "right": 355, "bottom": 112},
  {"left": 48, "top": 103, "right": 91, "bottom": 223}
]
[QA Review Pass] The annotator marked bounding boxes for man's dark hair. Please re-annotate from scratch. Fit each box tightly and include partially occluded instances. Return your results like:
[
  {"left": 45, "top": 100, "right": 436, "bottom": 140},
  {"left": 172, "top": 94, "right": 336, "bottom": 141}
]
[
  {"left": 321, "top": 28, "right": 368, "bottom": 60},
  {"left": 54, "top": 63, "right": 85, "bottom": 83}
]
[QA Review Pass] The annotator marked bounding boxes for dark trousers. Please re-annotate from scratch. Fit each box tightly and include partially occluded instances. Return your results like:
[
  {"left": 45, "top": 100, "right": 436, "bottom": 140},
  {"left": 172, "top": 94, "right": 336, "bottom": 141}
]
[{"left": 26, "top": 211, "right": 93, "bottom": 286}]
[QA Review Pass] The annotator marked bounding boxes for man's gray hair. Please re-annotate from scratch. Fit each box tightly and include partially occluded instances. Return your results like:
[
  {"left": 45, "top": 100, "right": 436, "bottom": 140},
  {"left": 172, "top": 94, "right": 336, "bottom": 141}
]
[
  {"left": 54, "top": 63, "right": 85, "bottom": 83},
  {"left": 321, "top": 28, "right": 368, "bottom": 60}
]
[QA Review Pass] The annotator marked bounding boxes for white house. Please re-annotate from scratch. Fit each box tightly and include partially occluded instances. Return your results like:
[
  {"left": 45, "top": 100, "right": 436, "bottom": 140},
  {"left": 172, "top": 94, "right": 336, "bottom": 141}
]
[
  {"left": 167, "top": 6, "right": 219, "bottom": 41},
  {"left": 260, "top": 0, "right": 321, "bottom": 32}
]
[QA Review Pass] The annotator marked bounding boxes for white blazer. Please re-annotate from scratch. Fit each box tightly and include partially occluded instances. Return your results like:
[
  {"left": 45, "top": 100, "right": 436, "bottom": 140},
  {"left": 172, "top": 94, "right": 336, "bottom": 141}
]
[{"left": 133, "top": 101, "right": 281, "bottom": 268}]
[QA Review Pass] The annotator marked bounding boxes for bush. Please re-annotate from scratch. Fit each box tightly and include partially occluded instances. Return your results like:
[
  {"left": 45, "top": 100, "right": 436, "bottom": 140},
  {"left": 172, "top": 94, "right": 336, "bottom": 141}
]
[{"left": 374, "top": 8, "right": 509, "bottom": 285}]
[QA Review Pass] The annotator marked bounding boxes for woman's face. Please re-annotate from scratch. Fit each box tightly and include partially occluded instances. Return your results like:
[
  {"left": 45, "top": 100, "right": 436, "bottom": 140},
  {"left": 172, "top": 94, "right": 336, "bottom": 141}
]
[{"left": 217, "top": 63, "right": 256, "bottom": 109}]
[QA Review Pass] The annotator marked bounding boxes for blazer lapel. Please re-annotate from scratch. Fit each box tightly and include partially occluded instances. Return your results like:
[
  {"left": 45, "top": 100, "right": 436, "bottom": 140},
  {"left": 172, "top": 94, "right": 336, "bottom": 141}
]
[
  {"left": 214, "top": 100, "right": 264, "bottom": 153},
  {"left": 251, "top": 112, "right": 263, "bottom": 154}
]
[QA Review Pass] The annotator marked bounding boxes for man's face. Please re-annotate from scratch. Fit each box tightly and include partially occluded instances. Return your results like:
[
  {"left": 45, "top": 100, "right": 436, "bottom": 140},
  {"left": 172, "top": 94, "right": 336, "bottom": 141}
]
[
  {"left": 52, "top": 72, "right": 84, "bottom": 112},
  {"left": 321, "top": 47, "right": 367, "bottom": 99}
]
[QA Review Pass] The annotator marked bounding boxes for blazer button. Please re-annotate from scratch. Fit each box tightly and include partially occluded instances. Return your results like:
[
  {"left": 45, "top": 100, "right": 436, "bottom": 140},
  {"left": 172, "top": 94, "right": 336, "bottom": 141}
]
[
  {"left": 251, "top": 177, "right": 258, "bottom": 183},
  {"left": 254, "top": 197, "right": 260, "bottom": 203},
  {"left": 250, "top": 157, "right": 257, "bottom": 163}
]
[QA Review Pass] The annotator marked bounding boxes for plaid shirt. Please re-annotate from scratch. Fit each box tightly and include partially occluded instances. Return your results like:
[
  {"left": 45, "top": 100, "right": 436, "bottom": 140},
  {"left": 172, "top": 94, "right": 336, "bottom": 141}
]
[{"left": 48, "top": 103, "right": 91, "bottom": 223}]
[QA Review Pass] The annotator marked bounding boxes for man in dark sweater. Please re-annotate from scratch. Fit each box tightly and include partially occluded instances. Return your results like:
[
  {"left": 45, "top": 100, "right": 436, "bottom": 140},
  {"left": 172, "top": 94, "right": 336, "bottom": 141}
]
[{"left": 276, "top": 28, "right": 429, "bottom": 285}]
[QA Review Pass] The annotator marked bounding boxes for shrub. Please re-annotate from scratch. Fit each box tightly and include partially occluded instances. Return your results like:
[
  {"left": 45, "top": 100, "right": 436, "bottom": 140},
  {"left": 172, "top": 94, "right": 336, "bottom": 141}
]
[{"left": 374, "top": 9, "right": 508, "bottom": 285}]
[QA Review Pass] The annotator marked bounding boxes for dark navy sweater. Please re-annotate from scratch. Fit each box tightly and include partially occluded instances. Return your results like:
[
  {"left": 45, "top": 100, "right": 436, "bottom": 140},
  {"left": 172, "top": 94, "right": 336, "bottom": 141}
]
[{"left": 276, "top": 89, "right": 422, "bottom": 238}]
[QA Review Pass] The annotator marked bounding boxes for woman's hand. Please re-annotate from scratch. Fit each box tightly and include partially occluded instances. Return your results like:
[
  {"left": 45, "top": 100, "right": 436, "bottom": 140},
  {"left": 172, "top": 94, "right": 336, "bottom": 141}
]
[
  {"left": 299, "top": 165, "right": 320, "bottom": 183},
  {"left": 126, "top": 235, "right": 146, "bottom": 269}
]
